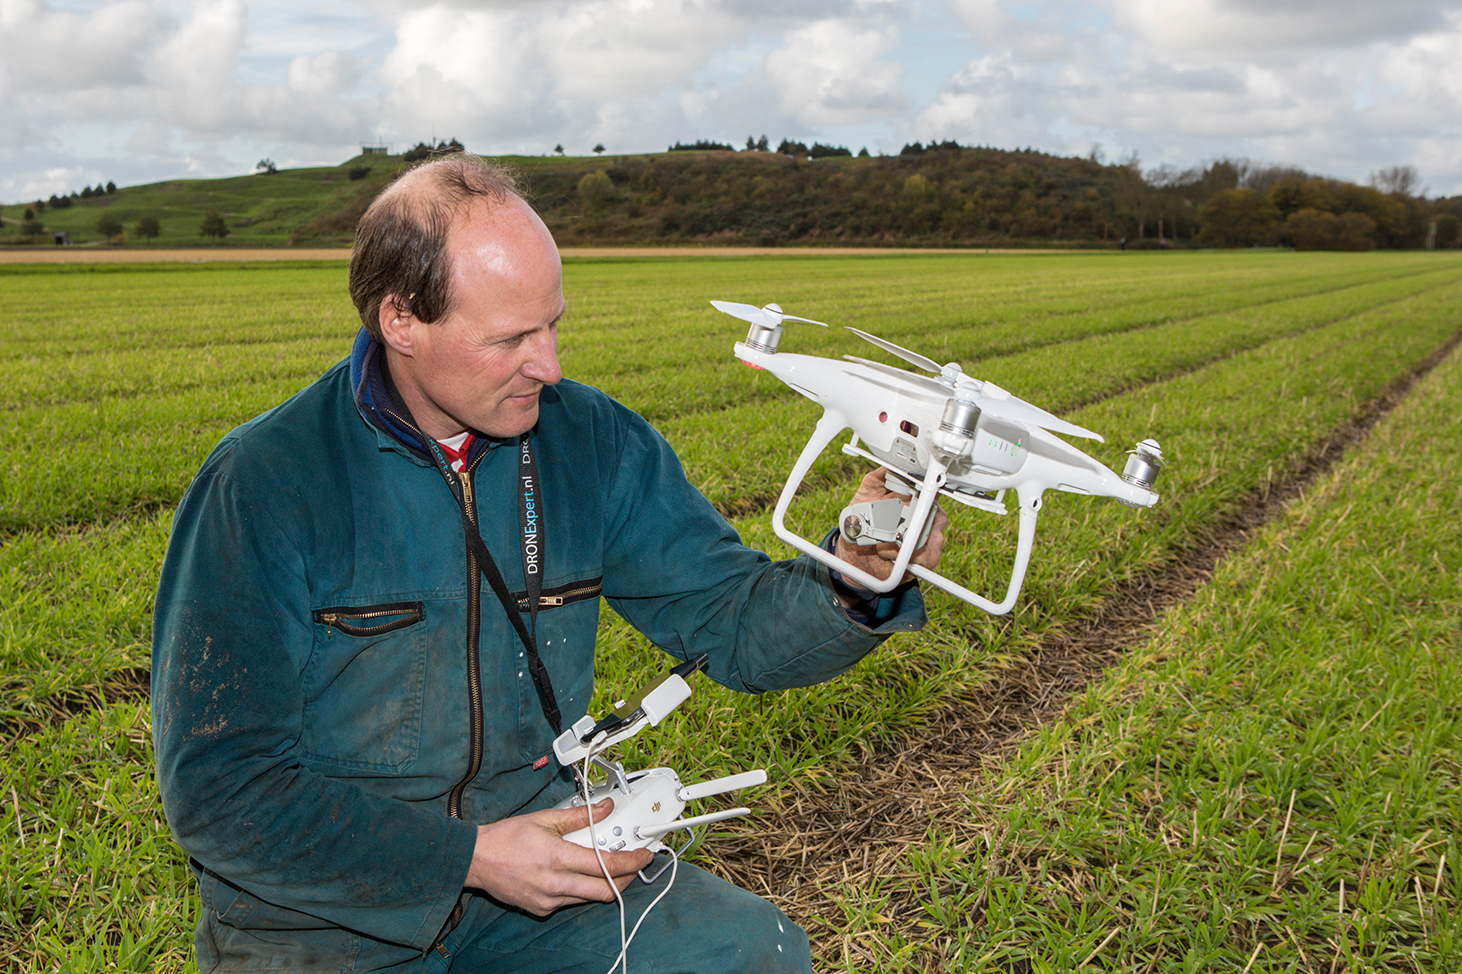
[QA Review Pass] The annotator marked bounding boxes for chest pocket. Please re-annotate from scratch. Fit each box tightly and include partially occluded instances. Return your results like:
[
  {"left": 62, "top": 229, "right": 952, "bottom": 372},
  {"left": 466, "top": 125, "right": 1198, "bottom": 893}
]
[{"left": 302, "top": 601, "right": 426, "bottom": 774}]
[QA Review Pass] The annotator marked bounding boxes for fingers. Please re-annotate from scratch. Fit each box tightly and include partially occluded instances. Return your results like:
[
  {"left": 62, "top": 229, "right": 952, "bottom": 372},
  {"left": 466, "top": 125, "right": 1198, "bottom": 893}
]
[{"left": 466, "top": 802, "right": 656, "bottom": 916}]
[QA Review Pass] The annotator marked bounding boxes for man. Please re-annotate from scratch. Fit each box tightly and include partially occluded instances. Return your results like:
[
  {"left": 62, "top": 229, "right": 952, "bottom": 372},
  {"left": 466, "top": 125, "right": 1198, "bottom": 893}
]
[{"left": 153, "top": 155, "right": 944, "bottom": 972}]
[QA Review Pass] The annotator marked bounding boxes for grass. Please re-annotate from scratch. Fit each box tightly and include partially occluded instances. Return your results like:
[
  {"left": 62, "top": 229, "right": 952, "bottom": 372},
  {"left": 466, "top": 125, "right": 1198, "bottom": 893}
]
[
  {"left": 0, "top": 250, "right": 1460, "bottom": 970},
  {"left": 819, "top": 334, "right": 1462, "bottom": 970}
]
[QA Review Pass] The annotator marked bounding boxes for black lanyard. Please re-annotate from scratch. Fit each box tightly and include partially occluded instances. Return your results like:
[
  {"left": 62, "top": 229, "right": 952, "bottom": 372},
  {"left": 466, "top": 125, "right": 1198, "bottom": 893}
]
[
  {"left": 426, "top": 433, "right": 563, "bottom": 736},
  {"left": 517, "top": 435, "right": 544, "bottom": 647}
]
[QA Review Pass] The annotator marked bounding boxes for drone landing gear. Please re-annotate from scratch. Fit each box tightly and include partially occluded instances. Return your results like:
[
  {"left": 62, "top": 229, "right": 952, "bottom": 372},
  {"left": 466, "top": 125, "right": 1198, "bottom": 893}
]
[{"left": 771, "top": 409, "right": 1041, "bottom": 615}]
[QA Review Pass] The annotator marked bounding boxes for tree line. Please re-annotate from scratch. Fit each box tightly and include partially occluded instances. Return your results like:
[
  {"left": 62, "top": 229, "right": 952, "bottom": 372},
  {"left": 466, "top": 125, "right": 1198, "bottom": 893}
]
[{"left": 525, "top": 143, "right": 1461, "bottom": 250}]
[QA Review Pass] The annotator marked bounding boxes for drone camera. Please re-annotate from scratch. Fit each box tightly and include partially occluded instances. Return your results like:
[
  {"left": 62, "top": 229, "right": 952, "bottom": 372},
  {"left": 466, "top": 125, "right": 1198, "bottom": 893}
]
[{"left": 1119, "top": 438, "right": 1164, "bottom": 500}]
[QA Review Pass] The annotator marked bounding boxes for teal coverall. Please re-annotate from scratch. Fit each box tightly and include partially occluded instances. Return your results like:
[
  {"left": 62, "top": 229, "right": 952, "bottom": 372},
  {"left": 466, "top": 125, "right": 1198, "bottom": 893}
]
[{"left": 152, "top": 330, "right": 926, "bottom": 971}]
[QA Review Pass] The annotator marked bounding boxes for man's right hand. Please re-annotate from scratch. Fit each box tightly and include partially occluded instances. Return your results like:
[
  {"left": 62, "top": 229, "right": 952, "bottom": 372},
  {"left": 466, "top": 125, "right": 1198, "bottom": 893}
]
[{"left": 464, "top": 799, "right": 654, "bottom": 916}]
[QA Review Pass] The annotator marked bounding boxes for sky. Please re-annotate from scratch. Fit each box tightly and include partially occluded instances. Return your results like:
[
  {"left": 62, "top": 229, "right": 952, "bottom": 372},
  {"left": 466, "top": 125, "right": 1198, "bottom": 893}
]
[{"left": 3, "top": 0, "right": 1462, "bottom": 203}]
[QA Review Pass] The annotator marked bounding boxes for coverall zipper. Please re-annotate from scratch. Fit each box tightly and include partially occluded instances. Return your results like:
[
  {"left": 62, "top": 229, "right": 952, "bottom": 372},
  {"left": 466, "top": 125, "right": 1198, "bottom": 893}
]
[{"left": 444, "top": 454, "right": 487, "bottom": 932}]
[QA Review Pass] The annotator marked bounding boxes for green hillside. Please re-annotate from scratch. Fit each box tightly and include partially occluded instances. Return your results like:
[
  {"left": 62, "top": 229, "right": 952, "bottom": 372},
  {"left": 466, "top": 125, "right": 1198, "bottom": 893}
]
[
  {"left": 0, "top": 155, "right": 406, "bottom": 248},
  {"left": 4, "top": 145, "right": 1460, "bottom": 250}
]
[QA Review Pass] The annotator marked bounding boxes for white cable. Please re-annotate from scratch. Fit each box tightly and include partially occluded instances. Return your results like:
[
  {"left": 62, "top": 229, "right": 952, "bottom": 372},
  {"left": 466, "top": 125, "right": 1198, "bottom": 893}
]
[
  {"left": 579, "top": 735, "right": 680, "bottom": 974},
  {"left": 581, "top": 738, "right": 627, "bottom": 974}
]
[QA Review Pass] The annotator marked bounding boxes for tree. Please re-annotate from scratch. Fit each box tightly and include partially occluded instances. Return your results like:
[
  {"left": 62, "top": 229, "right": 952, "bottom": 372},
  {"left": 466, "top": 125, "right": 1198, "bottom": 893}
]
[
  {"left": 756, "top": 135, "right": 768, "bottom": 152},
  {"left": 105, "top": 180, "right": 117, "bottom": 194},
  {"left": 554, "top": 144, "right": 565, "bottom": 156},
  {"left": 199, "top": 211, "right": 229, "bottom": 240},
  {"left": 1198, "top": 188, "right": 1281, "bottom": 247},
  {"left": 96, "top": 213, "right": 124, "bottom": 238},
  {"left": 1370, "top": 165, "right": 1418, "bottom": 197},
  {"left": 592, "top": 144, "right": 606, "bottom": 155},
  {"left": 135, "top": 215, "right": 161, "bottom": 239},
  {"left": 23, "top": 208, "right": 34, "bottom": 221},
  {"left": 254, "top": 158, "right": 277, "bottom": 175}
]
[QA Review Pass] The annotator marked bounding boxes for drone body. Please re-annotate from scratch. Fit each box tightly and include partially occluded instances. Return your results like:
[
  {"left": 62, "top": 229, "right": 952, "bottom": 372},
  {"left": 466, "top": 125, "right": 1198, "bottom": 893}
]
[{"left": 712, "top": 300, "right": 1164, "bottom": 615}]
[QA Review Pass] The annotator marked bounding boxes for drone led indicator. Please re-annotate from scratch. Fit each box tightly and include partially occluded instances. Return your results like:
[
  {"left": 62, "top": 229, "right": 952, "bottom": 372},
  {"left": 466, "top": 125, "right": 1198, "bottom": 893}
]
[{"left": 878, "top": 411, "right": 887, "bottom": 423}]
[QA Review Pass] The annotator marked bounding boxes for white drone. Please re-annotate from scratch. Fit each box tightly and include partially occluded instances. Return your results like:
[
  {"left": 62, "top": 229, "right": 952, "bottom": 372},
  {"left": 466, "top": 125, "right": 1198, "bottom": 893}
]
[{"left": 713, "top": 300, "right": 1165, "bottom": 616}]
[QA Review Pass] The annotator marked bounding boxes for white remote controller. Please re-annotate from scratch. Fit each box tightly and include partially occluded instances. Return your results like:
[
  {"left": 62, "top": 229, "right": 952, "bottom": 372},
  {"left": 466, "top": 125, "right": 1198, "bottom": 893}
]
[
  {"left": 556, "top": 767, "right": 768, "bottom": 854},
  {"left": 551, "top": 656, "right": 768, "bottom": 879}
]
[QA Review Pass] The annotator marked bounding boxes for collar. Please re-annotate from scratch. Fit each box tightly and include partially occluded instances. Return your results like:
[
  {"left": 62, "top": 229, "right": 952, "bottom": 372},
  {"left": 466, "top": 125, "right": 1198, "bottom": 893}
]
[{"left": 349, "top": 328, "right": 542, "bottom": 469}]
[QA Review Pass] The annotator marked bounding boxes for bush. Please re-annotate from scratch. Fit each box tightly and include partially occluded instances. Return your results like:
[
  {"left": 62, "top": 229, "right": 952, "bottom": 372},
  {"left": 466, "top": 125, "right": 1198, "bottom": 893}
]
[
  {"left": 1284, "top": 208, "right": 1376, "bottom": 251},
  {"left": 135, "top": 215, "right": 161, "bottom": 239},
  {"left": 577, "top": 171, "right": 616, "bottom": 213},
  {"left": 96, "top": 213, "right": 124, "bottom": 238},
  {"left": 348, "top": 165, "right": 371, "bottom": 181}
]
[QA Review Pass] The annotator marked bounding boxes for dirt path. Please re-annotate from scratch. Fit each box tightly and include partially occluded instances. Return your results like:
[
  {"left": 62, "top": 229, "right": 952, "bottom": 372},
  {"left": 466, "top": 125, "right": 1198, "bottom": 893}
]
[
  {"left": 704, "top": 327, "right": 1462, "bottom": 969},
  {"left": 0, "top": 245, "right": 1068, "bottom": 265}
]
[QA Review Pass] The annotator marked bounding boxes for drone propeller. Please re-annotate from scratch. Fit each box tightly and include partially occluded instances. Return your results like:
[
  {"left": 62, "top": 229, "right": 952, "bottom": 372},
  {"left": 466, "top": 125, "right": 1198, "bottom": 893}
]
[
  {"left": 711, "top": 300, "right": 828, "bottom": 329},
  {"left": 843, "top": 355, "right": 951, "bottom": 398},
  {"left": 976, "top": 388, "right": 1104, "bottom": 442},
  {"left": 846, "top": 327, "right": 943, "bottom": 374}
]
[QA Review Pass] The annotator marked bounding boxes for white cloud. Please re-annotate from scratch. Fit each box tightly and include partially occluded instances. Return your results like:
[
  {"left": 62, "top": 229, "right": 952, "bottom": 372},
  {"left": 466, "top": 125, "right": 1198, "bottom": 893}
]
[
  {"left": 288, "top": 49, "right": 360, "bottom": 95},
  {"left": 1113, "top": 0, "right": 1461, "bottom": 53},
  {"left": 764, "top": 18, "right": 905, "bottom": 126},
  {"left": 0, "top": 0, "right": 168, "bottom": 91}
]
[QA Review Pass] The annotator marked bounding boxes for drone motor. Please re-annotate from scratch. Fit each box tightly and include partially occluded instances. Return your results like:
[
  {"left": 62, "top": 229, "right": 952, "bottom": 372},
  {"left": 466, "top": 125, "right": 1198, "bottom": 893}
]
[{"left": 1119, "top": 438, "right": 1165, "bottom": 500}]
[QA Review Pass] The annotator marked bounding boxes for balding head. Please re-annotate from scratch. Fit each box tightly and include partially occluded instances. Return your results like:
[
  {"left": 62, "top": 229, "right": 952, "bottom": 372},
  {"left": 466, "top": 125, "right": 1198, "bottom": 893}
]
[{"left": 349, "top": 155, "right": 524, "bottom": 342}]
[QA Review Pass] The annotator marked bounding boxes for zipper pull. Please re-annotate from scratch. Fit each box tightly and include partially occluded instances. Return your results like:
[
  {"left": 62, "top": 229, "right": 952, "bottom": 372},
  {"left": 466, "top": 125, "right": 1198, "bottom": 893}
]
[
  {"left": 319, "top": 612, "right": 337, "bottom": 637},
  {"left": 459, "top": 468, "right": 474, "bottom": 509}
]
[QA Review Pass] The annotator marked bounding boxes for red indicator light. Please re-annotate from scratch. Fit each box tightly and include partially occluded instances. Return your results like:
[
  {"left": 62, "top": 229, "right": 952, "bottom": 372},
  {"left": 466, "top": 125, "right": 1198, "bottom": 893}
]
[
  {"left": 740, "top": 360, "right": 765, "bottom": 371},
  {"left": 878, "top": 411, "right": 888, "bottom": 423}
]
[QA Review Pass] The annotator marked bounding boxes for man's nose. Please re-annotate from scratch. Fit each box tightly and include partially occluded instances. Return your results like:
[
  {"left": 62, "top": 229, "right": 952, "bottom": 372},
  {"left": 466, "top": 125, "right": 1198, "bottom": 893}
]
[{"left": 523, "top": 330, "right": 562, "bottom": 385}]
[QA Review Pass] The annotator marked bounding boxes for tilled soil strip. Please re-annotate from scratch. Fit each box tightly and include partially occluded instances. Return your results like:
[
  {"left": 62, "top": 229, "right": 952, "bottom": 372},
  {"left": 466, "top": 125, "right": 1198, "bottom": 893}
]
[{"left": 702, "top": 326, "right": 1462, "bottom": 965}]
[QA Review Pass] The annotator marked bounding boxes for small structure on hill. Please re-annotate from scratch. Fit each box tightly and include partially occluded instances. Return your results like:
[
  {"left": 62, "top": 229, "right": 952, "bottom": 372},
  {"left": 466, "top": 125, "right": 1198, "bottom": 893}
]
[
  {"left": 52, "top": 231, "right": 71, "bottom": 245},
  {"left": 361, "top": 145, "right": 390, "bottom": 156}
]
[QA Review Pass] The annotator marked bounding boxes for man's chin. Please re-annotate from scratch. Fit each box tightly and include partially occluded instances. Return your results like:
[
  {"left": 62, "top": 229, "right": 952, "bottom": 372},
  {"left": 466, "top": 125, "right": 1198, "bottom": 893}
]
[{"left": 481, "top": 401, "right": 540, "bottom": 439}]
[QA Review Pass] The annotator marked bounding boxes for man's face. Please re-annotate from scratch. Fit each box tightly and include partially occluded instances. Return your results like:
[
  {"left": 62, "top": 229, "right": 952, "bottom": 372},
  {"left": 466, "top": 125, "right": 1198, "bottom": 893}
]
[{"left": 389, "top": 196, "right": 565, "bottom": 441}]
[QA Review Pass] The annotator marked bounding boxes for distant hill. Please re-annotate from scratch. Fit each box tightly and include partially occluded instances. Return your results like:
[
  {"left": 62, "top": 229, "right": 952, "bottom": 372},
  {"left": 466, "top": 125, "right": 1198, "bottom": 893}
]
[{"left": 4, "top": 145, "right": 1459, "bottom": 251}]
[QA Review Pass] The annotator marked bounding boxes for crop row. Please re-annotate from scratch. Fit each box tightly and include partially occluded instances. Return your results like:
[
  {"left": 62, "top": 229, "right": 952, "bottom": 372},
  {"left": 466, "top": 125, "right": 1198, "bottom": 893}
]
[
  {"left": 0, "top": 252, "right": 1441, "bottom": 405},
  {"left": 3, "top": 255, "right": 1457, "bottom": 533}
]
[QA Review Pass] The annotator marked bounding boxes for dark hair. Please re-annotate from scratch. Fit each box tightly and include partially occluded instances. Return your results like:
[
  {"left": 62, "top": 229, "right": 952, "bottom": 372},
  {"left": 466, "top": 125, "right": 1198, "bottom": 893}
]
[{"left": 349, "top": 155, "right": 523, "bottom": 341}]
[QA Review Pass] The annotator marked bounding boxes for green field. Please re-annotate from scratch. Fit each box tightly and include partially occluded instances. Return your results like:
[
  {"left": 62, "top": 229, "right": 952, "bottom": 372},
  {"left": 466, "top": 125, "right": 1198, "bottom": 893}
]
[{"left": 2, "top": 250, "right": 1460, "bottom": 971}]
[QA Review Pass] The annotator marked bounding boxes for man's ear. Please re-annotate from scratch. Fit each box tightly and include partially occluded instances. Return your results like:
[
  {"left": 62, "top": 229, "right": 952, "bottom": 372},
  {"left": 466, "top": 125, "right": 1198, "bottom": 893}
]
[{"left": 378, "top": 295, "right": 417, "bottom": 356}]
